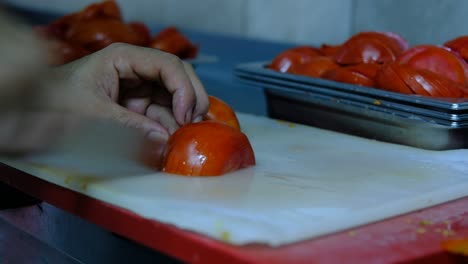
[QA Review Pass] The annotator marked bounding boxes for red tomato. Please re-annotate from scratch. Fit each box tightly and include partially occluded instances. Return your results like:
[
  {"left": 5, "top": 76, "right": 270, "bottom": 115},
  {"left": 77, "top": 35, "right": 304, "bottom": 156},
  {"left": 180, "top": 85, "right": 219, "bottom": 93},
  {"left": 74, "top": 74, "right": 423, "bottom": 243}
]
[
  {"left": 290, "top": 56, "right": 339, "bottom": 77},
  {"left": 322, "top": 67, "right": 375, "bottom": 87},
  {"left": 129, "top": 22, "right": 152, "bottom": 46},
  {"left": 43, "top": 0, "right": 122, "bottom": 40},
  {"left": 43, "top": 14, "right": 78, "bottom": 40},
  {"left": 345, "top": 63, "right": 381, "bottom": 80},
  {"left": 444, "top": 36, "right": 468, "bottom": 61},
  {"left": 375, "top": 63, "right": 413, "bottom": 94},
  {"left": 319, "top": 44, "right": 342, "bottom": 57},
  {"left": 377, "top": 62, "right": 468, "bottom": 97},
  {"left": 357, "top": 31, "right": 409, "bottom": 54},
  {"left": 77, "top": 0, "right": 122, "bottom": 21},
  {"left": 334, "top": 31, "right": 407, "bottom": 65},
  {"left": 203, "top": 96, "right": 241, "bottom": 130},
  {"left": 269, "top": 50, "right": 311, "bottom": 72},
  {"left": 162, "top": 121, "right": 256, "bottom": 176},
  {"left": 397, "top": 45, "right": 468, "bottom": 85},
  {"left": 149, "top": 27, "right": 198, "bottom": 59},
  {"left": 66, "top": 19, "right": 147, "bottom": 52},
  {"left": 288, "top": 46, "right": 322, "bottom": 57},
  {"left": 269, "top": 46, "right": 322, "bottom": 73},
  {"left": 46, "top": 39, "right": 90, "bottom": 65}
]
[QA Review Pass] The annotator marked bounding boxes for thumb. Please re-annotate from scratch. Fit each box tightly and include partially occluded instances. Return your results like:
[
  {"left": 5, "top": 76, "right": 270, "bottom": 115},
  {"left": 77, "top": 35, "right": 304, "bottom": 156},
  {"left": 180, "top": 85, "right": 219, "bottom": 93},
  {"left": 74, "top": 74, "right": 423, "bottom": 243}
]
[{"left": 108, "top": 103, "right": 170, "bottom": 141}]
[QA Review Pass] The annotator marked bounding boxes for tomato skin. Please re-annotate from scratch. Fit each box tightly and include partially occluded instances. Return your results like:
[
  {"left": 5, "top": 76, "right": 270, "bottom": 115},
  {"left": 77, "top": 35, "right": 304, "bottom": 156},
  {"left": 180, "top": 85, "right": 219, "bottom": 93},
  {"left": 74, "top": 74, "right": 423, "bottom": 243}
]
[
  {"left": 445, "top": 36, "right": 468, "bottom": 61},
  {"left": 66, "top": 19, "right": 146, "bottom": 52},
  {"left": 149, "top": 27, "right": 198, "bottom": 59},
  {"left": 78, "top": 0, "right": 122, "bottom": 21},
  {"left": 321, "top": 63, "right": 381, "bottom": 87},
  {"left": 319, "top": 44, "right": 342, "bottom": 57},
  {"left": 129, "top": 22, "right": 152, "bottom": 46},
  {"left": 334, "top": 31, "right": 407, "bottom": 65},
  {"left": 162, "top": 121, "right": 256, "bottom": 176},
  {"left": 288, "top": 46, "right": 322, "bottom": 57},
  {"left": 203, "top": 96, "right": 241, "bottom": 130},
  {"left": 269, "top": 50, "right": 310, "bottom": 73},
  {"left": 269, "top": 46, "right": 321, "bottom": 73},
  {"left": 345, "top": 63, "right": 381, "bottom": 80},
  {"left": 376, "top": 63, "right": 413, "bottom": 94},
  {"left": 376, "top": 62, "right": 468, "bottom": 97},
  {"left": 289, "top": 56, "right": 339, "bottom": 78},
  {"left": 397, "top": 45, "right": 468, "bottom": 86}
]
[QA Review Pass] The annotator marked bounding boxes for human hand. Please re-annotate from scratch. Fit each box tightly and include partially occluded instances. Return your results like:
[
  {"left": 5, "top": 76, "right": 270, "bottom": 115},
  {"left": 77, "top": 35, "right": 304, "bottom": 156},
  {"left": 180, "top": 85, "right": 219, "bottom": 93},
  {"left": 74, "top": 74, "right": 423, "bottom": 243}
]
[{"left": 39, "top": 43, "right": 209, "bottom": 141}]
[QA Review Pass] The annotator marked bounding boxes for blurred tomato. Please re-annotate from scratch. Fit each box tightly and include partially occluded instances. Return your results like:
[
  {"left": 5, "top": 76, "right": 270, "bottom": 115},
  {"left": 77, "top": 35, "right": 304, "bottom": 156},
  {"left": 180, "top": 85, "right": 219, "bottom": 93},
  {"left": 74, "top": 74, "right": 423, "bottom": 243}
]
[
  {"left": 319, "top": 44, "right": 342, "bottom": 57},
  {"left": 203, "top": 96, "right": 241, "bottom": 130},
  {"left": 77, "top": 0, "right": 122, "bottom": 21},
  {"left": 334, "top": 31, "right": 407, "bottom": 64},
  {"left": 162, "top": 121, "right": 255, "bottom": 176},
  {"left": 149, "top": 27, "right": 198, "bottom": 59},
  {"left": 376, "top": 63, "right": 413, "bottom": 94},
  {"left": 322, "top": 67, "right": 375, "bottom": 87},
  {"left": 377, "top": 62, "right": 468, "bottom": 97},
  {"left": 288, "top": 46, "right": 322, "bottom": 57},
  {"left": 444, "top": 36, "right": 468, "bottom": 61},
  {"left": 345, "top": 63, "right": 381, "bottom": 80},
  {"left": 66, "top": 19, "right": 147, "bottom": 52},
  {"left": 290, "top": 56, "right": 339, "bottom": 77},
  {"left": 46, "top": 40, "right": 90, "bottom": 65},
  {"left": 269, "top": 46, "right": 321, "bottom": 73},
  {"left": 129, "top": 22, "right": 151, "bottom": 46},
  {"left": 397, "top": 45, "right": 468, "bottom": 85}
]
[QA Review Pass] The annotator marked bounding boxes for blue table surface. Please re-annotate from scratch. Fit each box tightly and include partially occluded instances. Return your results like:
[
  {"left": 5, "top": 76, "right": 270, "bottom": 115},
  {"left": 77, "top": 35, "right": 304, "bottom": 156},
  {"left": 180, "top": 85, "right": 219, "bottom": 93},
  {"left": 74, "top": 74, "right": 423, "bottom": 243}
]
[{"left": 5, "top": 4, "right": 297, "bottom": 115}]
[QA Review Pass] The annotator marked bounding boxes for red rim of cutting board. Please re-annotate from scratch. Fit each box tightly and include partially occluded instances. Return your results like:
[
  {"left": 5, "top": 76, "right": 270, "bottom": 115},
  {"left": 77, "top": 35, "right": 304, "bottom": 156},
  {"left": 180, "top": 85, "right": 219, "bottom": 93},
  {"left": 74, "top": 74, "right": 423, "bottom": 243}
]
[{"left": 0, "top": 163, "right": 467, "bottom": 264}]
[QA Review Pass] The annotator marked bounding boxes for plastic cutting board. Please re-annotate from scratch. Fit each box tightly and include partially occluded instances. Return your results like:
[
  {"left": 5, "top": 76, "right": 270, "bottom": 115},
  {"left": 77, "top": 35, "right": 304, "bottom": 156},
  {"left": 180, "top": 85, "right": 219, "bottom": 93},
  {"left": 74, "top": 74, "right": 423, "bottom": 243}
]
[{"left": 3, "top": 113, "right": 468, "bottom": 246}]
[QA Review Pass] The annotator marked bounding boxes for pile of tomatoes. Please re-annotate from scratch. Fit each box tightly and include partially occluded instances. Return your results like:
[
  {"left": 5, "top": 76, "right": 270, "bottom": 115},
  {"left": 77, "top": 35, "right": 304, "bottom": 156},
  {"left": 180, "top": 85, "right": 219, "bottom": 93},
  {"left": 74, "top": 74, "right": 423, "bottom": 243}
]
[
  {"left": 269, "top": 31, "right": 468, "bottom": 98},
  {"left": 34, "top": 0, "right": 198, "bottom": 66}
]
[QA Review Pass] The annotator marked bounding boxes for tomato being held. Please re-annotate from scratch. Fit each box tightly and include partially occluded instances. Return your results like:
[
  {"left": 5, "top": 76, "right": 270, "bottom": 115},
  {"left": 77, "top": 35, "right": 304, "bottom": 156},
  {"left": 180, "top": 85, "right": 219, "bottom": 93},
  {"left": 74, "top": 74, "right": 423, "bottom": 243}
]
[
  {"left": 203, "top": 96, "right": 241, "bottom": 130},
  {"left": 162, "top": 121, "right": 256, "bottom": 176}
]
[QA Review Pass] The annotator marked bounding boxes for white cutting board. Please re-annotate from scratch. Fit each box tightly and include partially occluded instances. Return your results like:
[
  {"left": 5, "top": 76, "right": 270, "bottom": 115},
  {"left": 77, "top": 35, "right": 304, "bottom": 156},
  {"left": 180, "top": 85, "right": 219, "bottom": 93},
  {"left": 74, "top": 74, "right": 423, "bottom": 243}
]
[{"left": 3, "top": 113, "right": 468, "bottom": 246}]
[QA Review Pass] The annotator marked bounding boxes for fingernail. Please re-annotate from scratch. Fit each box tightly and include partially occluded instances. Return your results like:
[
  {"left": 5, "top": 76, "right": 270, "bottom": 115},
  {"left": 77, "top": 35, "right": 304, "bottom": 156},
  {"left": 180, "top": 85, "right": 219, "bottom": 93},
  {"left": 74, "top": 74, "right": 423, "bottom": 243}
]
[{"left": 192, "top": 115, "right": 203, "bottom": 123}]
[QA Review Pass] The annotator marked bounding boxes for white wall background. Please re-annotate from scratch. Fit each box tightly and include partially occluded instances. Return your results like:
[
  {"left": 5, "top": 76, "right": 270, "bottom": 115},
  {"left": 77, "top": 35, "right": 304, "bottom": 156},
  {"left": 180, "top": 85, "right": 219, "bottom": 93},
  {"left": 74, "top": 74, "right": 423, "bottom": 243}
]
[{"left": 5, "top": 0, "right": 468, "bottom": 46}]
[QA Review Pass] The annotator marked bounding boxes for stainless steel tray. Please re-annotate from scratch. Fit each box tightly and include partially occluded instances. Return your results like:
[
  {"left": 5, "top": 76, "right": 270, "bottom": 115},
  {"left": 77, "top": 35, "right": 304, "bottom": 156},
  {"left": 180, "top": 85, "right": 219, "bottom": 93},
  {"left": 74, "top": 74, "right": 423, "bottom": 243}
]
[
  {"left": 234, "top": 62, "right": 468, "bottom": 150},
  {"left": 237, "top": 72, "right": 468, "bottom": 122},
  {"left": 235, "top": 62, "right": 468, "bottom": 112}
]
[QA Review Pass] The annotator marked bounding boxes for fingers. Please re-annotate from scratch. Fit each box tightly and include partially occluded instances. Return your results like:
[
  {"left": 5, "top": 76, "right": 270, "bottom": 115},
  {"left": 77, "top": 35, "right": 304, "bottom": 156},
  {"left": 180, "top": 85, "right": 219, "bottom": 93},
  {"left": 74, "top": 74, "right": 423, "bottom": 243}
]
[
  {"left": 102, "top": 43, "right": 196, "bottom": 126},
  {"left": 183, "top": 62, "right": 209, "bottom": 122},
  {"left": 108, "top": 103, "right": 170, "bottom": 141},
  {"left": 122, "top": 97, "right": 151, "bottom": 115},
  {"left": 145, "top": 104, "right": 179, "bottom": 134}
]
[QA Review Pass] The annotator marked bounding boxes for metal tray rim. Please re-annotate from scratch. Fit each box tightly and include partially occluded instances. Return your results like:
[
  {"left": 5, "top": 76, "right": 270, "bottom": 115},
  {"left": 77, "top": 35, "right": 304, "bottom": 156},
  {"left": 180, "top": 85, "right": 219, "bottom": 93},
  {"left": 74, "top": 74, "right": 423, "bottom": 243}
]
[{"left": 234, "top": 61, "right": 468, "bottom": 111}]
